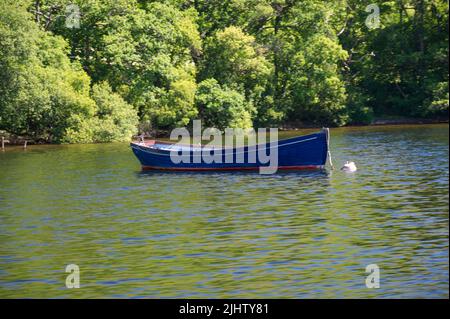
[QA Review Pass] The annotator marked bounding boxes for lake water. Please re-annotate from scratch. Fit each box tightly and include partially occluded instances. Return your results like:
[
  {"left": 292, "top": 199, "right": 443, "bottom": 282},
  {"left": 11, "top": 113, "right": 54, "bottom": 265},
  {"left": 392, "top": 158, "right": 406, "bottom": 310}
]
[{"left": 0, "top": 124, "right": 448, "bottom": 298}]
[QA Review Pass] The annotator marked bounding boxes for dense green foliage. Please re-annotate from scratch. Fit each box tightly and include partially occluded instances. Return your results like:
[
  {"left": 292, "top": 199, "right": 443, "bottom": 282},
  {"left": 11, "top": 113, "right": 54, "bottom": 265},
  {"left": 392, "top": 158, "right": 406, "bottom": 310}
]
[
  {"left": 196, "top": 78, "right": 254, "bottom": 129},
  {"left": 0, "top": 1, "right": 94, "bottom": 142},
  {"left": 0, "top": 0, "right": 448, "bottom": 142},
  {"left": 0, "top": 0, "right": 139, "bottom": 142},
  {"left": 64, "top": 82, "right": 139, "bottom": 143}
]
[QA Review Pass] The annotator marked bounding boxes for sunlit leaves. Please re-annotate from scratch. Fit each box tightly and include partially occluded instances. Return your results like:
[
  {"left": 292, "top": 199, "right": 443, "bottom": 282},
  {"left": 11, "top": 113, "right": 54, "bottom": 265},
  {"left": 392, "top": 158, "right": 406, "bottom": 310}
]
[{"left": 196, "top": 79, "right": 254, "bottom": 130}]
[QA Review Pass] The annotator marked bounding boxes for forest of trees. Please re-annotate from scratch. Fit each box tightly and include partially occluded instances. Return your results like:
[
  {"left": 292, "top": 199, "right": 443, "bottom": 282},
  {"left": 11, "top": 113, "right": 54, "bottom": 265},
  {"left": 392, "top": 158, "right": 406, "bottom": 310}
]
[{"left": 0, "top": 0, "right": 448, "bottom": 143}]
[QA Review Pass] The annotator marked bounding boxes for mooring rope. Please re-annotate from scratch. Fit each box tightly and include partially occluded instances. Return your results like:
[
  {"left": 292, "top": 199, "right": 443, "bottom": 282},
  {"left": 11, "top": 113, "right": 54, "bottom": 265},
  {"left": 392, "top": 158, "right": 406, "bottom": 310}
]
[{"left": 325, "top": 128, "right": 334, "bottom": 170}]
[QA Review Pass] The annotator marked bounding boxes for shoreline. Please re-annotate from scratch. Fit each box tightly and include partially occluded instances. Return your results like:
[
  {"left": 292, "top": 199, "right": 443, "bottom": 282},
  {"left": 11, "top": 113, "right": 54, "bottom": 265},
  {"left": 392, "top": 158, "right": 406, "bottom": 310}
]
[
  {"left": 1, "top": 119, "right": 448, "bottom": 147},
  {"left": 279, "top": 117, "right": 449, "bottom": 130}
]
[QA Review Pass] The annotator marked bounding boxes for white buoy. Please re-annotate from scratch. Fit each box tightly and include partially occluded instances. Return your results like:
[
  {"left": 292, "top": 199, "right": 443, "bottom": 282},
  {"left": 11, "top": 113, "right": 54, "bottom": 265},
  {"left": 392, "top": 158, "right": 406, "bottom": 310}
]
[{"left": 341, "top": 161, "right": 357, "bottom": 172}]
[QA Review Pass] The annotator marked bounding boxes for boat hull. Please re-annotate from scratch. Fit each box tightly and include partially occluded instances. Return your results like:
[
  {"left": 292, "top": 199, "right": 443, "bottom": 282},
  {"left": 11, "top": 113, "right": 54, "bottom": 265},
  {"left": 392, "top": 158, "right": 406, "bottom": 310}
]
[{"left": 130, "top": 129, "right": 328, "bottom": 172}]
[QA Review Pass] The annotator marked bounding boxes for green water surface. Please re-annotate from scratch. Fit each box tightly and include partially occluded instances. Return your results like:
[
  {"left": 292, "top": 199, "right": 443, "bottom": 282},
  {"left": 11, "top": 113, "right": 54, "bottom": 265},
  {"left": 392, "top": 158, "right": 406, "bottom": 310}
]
[{"left": 0, "top": 124, "right": 448, "bottom": 298}]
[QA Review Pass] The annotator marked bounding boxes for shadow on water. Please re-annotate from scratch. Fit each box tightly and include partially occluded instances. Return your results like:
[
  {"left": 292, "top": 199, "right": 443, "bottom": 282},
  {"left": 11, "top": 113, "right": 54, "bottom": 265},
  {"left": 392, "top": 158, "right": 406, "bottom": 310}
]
[{"left": 136, "top": 168, "right": 331, "bottom": 178}]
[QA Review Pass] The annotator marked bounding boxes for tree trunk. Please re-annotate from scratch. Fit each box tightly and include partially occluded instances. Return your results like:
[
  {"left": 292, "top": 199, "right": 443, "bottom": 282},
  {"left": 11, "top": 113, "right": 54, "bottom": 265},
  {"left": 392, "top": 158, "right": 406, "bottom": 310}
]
[
  {"left": 273, "top": 13, "right": 281, "bottom": 103},
  {"left": 34, "top": 0, "right": 41, "bottom": 23}
]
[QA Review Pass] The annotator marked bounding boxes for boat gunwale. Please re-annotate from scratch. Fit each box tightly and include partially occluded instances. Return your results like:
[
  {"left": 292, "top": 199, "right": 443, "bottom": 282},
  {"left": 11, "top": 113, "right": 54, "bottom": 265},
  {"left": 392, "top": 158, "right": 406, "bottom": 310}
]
[{"left": 131, "top": 129, "right": 327, "bottom": 151}]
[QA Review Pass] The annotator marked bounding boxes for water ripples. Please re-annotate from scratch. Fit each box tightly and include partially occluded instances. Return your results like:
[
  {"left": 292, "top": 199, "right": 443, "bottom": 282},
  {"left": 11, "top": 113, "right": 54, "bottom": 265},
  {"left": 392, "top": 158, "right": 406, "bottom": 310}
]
[{"left": 0, "top": 124, "right": 448, "bottom": 298}]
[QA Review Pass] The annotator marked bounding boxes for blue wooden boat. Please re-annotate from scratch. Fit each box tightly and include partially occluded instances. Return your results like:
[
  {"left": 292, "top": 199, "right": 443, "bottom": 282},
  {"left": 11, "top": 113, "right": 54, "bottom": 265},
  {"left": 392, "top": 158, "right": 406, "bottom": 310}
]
[{"left": 130, "top": 128, "right": 330, "bottom": 172}]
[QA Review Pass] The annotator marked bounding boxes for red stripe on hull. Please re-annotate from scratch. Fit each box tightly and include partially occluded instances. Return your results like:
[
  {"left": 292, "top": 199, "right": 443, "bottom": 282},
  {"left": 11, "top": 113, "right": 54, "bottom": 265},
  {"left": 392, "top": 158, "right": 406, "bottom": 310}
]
[{"left": 141, "top": 165, "right": 323, "bottom": 171}]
